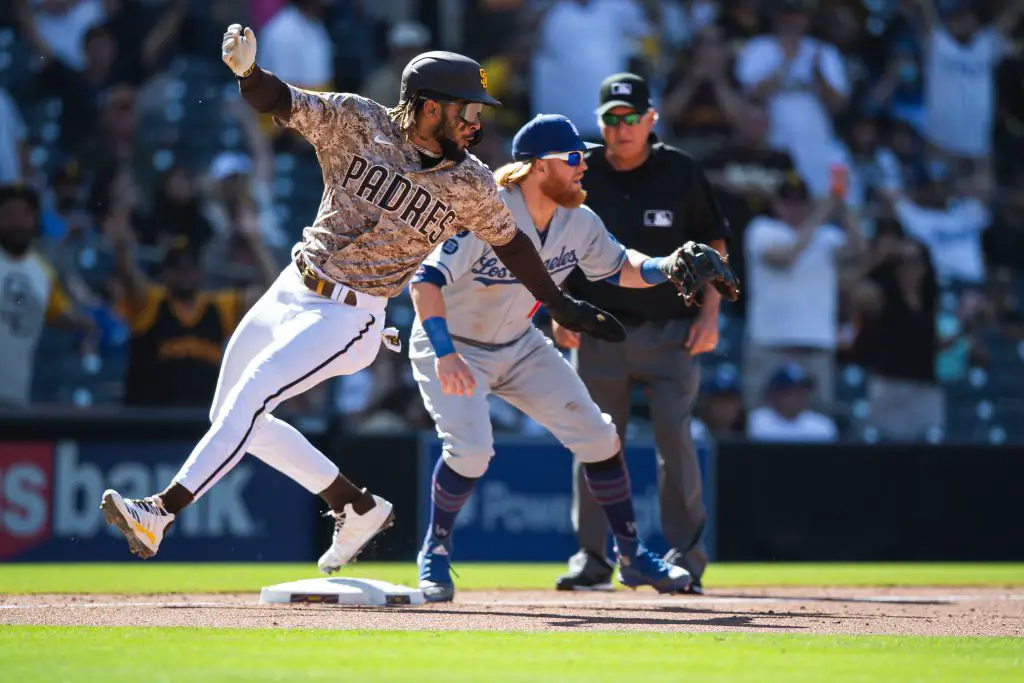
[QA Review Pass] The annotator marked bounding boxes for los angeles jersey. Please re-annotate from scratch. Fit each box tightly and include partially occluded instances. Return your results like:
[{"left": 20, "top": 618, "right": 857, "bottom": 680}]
[{"left": 416, "top": 185, "right": 627, "bottom": 345}]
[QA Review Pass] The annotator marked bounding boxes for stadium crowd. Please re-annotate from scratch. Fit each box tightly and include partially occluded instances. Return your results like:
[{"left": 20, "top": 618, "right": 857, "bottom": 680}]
[{"left": 1, "top": 0, "right": 1023, "bottom": 444}]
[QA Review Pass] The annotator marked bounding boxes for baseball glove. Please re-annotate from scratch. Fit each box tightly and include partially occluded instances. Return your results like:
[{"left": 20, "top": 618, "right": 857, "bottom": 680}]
[{"left": 662, "top": 241, "right": 741, "bottom": 307}]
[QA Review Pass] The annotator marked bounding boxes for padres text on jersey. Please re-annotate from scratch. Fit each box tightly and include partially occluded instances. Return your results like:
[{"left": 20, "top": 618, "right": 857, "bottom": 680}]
[{"left": 280, "top": 87, "right": 518, "bottom": 298}]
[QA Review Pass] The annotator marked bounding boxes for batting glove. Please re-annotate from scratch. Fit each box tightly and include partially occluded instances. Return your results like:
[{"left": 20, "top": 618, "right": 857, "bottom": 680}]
[{"left": 222, "top": 24, "right": 258, "bottom": 78}]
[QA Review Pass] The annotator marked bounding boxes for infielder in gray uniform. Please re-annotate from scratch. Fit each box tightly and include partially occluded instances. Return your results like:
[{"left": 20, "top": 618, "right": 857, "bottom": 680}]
[
  {"left": 408, "top": 114, "right": 720, "bottom": 602},
  {"left": 97, "top": 26, "right": 624, "bottom": 573}
]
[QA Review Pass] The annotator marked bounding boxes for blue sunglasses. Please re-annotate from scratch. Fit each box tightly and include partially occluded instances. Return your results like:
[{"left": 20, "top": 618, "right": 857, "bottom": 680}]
[{"left": 540, "top": 150, "right": 585, "bottom": 166}]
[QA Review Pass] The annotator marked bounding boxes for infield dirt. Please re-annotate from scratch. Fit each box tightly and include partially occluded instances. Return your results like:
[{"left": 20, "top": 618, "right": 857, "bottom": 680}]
[{"left": 2, "top": 587, "right": 1021, "bottom": 635}]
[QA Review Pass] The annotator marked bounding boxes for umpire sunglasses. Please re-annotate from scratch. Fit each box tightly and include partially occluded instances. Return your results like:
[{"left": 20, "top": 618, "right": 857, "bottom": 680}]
[
  {"left": 540, "top": 150, "right": 586, "bottom": 166},
  {"left": 600, "top": 112, "right": 644, "bottom": 127}
]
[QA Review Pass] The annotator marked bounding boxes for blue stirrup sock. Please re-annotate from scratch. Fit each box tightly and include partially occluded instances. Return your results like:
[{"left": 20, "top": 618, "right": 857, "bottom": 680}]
[
  {"left": 427, "top": 457, "right": 477, "bottom": 543},
  {"left": 583, "top": 453, "right": 639, "bottom": 557}
]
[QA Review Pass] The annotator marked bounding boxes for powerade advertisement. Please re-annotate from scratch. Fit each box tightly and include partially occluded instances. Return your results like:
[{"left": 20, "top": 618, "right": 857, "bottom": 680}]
[
  {"left": 0, "top": 441, "right": 317, "bottom": 562},
  {"left": 416, "top": 429, "right": 717, "bottom": 562}
]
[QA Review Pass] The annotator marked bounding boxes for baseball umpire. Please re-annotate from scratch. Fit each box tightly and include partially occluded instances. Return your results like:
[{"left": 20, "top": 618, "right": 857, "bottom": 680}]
[
  {"left": 98, "top": 24, "right": 624, "bottom": 572},
  {"left": 407, "top": 113, "right": 738, "bottom": 602},
  {"left": 554, "top": 73, "right": 733, "bottom": 594}
]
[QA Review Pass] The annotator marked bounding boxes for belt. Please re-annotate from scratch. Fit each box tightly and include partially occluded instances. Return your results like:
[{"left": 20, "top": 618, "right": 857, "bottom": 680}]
[
  {"left": 294, "top": 254, "right": 358, "bottom": 306},
  {"left": 451, "top": 330, "right": 529, "bottom": 352}
]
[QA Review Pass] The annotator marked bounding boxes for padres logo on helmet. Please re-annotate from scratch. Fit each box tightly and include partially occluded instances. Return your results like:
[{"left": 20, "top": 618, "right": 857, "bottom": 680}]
[{"left": 479, "top": 68, "right": 488, "bottom": 90}]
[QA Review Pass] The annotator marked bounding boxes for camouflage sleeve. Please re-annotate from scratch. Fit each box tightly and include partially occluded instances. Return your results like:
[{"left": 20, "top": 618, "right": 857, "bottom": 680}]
[
  {"left": 463, "top": 179, "right": 518, "bottom": 247},
  {"left": 277, "top": 86, "right": 376, "bottom": 149}
]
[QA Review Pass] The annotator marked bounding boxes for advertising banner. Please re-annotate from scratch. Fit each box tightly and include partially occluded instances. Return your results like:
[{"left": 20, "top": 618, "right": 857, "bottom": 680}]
[
  {"left": 0, "top": 440, "right": 318, "bottom": 562},
  {"left": 416, "top": 429, "right": 716, "bottom": 562}
]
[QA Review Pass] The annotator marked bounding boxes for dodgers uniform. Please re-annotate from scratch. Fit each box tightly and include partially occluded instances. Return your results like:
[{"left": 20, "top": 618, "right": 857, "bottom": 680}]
[{"left": 410, "top": 185, "right": 627, "bottom": 476}]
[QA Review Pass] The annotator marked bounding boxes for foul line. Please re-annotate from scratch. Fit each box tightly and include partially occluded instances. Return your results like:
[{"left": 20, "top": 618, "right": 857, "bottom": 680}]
[{"left": 1, "top": 593, "right": 1021, "bottom": 611}]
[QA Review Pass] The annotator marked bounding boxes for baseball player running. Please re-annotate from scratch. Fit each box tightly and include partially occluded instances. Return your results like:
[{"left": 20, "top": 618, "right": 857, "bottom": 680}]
[
  {"left": 98, "top": 26, "right": 625, "bottom": 572},
  {"left": 409, "top": 114, "right": 739, "bottom": 602}
]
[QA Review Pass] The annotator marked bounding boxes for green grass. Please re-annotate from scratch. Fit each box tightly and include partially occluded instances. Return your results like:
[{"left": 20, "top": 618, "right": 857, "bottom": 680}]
[
  {"left": 1, "top": 627, "right": 1020, "bottom": 683},
  {"left": 2, "top": 562, "right": 1022, "bottom": 594}
]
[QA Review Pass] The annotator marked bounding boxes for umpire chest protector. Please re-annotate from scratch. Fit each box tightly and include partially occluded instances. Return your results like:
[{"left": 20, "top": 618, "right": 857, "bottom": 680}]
[{"left": 567, "top": 137, "right": 731, "bottom": 325}]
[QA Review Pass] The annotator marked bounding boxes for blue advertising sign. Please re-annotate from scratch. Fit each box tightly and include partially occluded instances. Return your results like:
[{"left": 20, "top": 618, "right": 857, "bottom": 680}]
[
  {"left": 0, "top": 440, "right": 318, "bottom": 562},
  {"left": 416, "top": 429, "right": 716, "bottom": 562}
]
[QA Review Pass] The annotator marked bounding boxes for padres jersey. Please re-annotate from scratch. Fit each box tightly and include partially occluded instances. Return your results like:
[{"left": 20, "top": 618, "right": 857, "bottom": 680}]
[
  {"left": 415, "top": 185, "right": 627, "bottom": 345},
  {"left": 280, "top": 86, "right": 519, "bottom": 297},
  {"left": 120, "top": 286, "right": 241, "bottom": 407},
  {"left": 0, "top": 249, "right": 71, "bottom": 406}
]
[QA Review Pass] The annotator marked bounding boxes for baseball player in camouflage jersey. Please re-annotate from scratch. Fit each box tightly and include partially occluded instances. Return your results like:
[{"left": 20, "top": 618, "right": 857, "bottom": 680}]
[
  {"left": 98, "top": 25, "right": 624, "bottom": 572},
  {"left": 409, "top": 115, "right": 700, "bottom": 602}
]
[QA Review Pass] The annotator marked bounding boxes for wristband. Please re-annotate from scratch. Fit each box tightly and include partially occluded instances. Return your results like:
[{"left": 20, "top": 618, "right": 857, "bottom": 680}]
[
  {"left": 239, "top": 61, "right": 258, "bottom": 79},
  {"left": 639, "top": 257, "right": 670, "bottom": 285},
  {"left": 422, "top": 316, "right": 456, "bottom": 358}
]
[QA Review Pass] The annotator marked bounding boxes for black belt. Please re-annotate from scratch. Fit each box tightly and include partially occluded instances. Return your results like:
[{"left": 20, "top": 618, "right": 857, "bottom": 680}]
[
  {"left": 451, "top": 331, "right": 529, "bottom": 351},
  {"left": 294, "top": 254, "right": 357, "bottom": 306}
]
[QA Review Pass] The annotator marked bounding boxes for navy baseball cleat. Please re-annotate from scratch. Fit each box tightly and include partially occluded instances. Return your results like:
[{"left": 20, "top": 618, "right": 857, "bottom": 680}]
[
  {"left": 417, "top": 539, "right": 455, "bottom": 603},
  {"left": 617, "top": 544, "right": 692, "bottom": 593}
]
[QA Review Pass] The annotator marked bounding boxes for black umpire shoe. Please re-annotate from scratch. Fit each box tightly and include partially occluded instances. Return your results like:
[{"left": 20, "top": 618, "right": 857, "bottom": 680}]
[
  {"left": 555, "top": 550, "right": 615, "bottom": 591},
  {"left": 664, "top": 548, "right": 704, "bottom": 594}
]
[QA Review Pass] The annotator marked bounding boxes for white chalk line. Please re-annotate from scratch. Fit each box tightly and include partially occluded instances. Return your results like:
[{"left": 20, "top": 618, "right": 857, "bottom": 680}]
[{"left": 1, "top": 593, "right": 1021, "bottom": 611}]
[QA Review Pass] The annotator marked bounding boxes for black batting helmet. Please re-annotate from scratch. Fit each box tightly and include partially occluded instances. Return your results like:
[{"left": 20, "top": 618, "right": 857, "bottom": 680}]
[{"left": 399, "top": 51, "right": 501, "bottom": 107}]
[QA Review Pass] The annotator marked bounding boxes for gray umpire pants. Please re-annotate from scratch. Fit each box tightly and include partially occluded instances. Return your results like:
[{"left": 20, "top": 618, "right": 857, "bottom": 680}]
[{"left": 570, "top": 318, "right": 709, "bottom": 580}]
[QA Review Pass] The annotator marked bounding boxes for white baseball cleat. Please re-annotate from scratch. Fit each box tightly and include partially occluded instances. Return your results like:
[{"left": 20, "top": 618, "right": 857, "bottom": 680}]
[
  {"left": 99, "top": 489, "right": 176, "bottom": 559},
  {"left": 318, "top": 495, "right": 395, "bottom": 574}
]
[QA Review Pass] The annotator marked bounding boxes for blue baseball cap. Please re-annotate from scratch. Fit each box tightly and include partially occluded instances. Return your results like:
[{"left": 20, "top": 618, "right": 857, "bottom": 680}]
[
  {"left": 511, "top": 114, "right": 601, "bottom": 162},
  {"left": 766, "top": 362, "right": 814, "bottom": 393},
  {"left": 702, "top": 366, "right": 740, "bottom": 396}
]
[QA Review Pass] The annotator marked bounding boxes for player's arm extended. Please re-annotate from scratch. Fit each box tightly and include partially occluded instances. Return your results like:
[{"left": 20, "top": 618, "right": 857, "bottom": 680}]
[{"left": 605, "top": 248, "right": 675, "bottom": 289}]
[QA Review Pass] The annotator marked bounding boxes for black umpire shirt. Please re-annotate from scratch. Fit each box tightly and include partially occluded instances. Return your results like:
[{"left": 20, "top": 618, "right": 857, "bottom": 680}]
[{"left": 566, "top": 134, "right": 733, "bottom": 326}]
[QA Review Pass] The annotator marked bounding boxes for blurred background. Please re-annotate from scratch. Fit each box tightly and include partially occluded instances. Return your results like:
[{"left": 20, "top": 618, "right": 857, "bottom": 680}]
[{"left": 0, "top": 0, "right": 1022, "bottom": 565}]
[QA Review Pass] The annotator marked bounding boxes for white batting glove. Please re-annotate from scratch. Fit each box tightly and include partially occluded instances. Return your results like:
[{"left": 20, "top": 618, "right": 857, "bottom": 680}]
[{"left": 221, "top": 23, "right": 258, "bottom": 78}]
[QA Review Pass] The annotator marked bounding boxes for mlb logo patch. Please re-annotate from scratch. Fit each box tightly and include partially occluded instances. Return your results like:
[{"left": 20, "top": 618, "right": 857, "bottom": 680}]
[
  {"left": 442, "top": 239, "right": 459, "bottom": 255},
  {"left": 644, "top": 210, "right": 674, "bottom": 228},
  {"left": 610, "top": 82, "right": 633, "bottom": 96}
]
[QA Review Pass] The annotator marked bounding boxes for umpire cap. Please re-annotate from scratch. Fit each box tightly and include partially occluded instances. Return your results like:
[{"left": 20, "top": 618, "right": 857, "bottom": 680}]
[{"left": 399, "top": 51, "right": 501, "bottom": 107}]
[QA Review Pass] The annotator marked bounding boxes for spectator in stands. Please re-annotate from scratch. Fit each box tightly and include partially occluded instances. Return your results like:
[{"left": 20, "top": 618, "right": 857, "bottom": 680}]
[
  {"left": 37, "top": 22, "right": 122, "bottom": 150},
  {"left": 743, "top": 172, "right": 866, "bottom": 412},
  {"left": 38, "top": 162, "right": 109, "bottom": 310},
  {"left": 735, "top": 0, "right": 851, "bottom": 200},
  {"left": 919, "top": 0, "right": 1024, "bottom": 176},
  {"left": 695, "top": 365, "right": 745, "bottom": 440},
  {"left": 259, "top": 0, "right": 334, "bottom": 92},
  {"left": 15, "top": 0, "right": 105, "bottom": 71},
  {"left": 866, "top": 35, "right": 925, "bottom": 132},
  {"left": 361, "top": 21, "right": 431, "bottom": 108},
  {"left": 0, "top": 184, "right": 96, "bottom": 408},
  {"left": 662, "top": 23, "right": 748, "bottom": 157},
  {"left": 841, "top": 114, "right": 904, "bottom": 215},
  {"left": 717, "top": 0, "right": 765, "bottom": 52},
  {"left": 201, "top": 148, "right": 285, "bottom": 276},
  {"left": 77, "top": 84, "right": 138, "bottom": 200},
  {"left": 854, "top": 233, "right": 949, "bottom": 442},
  {"left": 747, "top": 362, "right": 838, "bottom": 442},
  {"left": 139, "top": 164, "right": 213, "bottom": 251},
  {"left": 105, "top": 206, "right": 275, "bottom": 408},
  {"left": 531, "top": 0, "right": 654, "bottom": 141},
  {"left": 881, "top": 161, "right": 991, "bottom": 290},
  {"left": 0, "top": 86, "right": 29, "bottom": 185}
]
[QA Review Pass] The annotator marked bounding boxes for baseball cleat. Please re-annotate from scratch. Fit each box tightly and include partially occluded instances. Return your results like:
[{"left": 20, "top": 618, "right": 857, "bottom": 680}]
[
  {"left": 663, "top": 548, "right": 704, "bottom": 594},
  {"left": 99, "top": 489, "right": 176, "bottom": 559},
  {"left": 555, "top": 550, "right": 615, "bottom": 591},
  {"left": 617, "top": 544, "right": 692, "bottom": 594},
  {"left": 318, "top": 494, "right": 394, "bottom": 575},
  {"left": 417, "top": 539, "right": 455, "bottom": 603}
]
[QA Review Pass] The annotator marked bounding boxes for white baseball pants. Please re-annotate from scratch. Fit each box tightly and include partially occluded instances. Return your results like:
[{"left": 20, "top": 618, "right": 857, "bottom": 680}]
[{"left": 172, "top": 259, "right": 386, "bottom": 500}]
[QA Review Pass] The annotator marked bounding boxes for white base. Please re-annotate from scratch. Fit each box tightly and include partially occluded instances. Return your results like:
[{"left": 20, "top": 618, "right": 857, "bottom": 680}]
[{"left": 259, "top": 577, "right": 426, "bottom": 607}]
